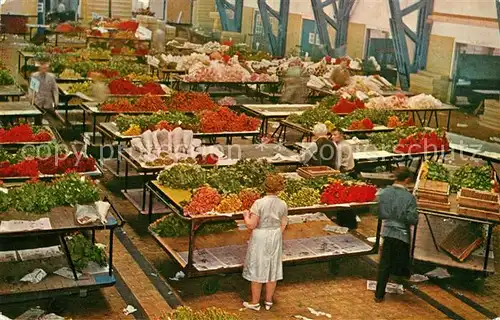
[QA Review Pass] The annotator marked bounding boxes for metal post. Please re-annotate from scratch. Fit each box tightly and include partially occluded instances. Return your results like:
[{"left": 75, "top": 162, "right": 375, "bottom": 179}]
[
  {"left": 37, "top": 0, "right": 45, "bottom": 35},
  {"left": 388, "top": 0, "right": 434, "bottom": 90},
  {"left": 109, "top": 0, "right": 112, "bottom": 18},
  {"left": 257, "top": 0, "right": 290, "bottom": 57},
  {"left": 496, "top": 0, "right": 500, "bottom": 33},
  {"left": 310, "top": 0, "right": 356, "bottom": 56},
  {"left": 216, "top": 0, "right": 243, "bottom": 32}
]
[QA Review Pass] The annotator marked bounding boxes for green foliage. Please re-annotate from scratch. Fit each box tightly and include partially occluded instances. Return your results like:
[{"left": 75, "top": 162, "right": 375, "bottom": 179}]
[
  {"left": 115, "top": 111, "right": 199, "bottom": 132},
  {"left": 0, "top": 142, "right": 64, "bottom": 164},
  {"left": 450, "top": 164, "right": 493, "bottom": 193},
  {"left": 207, "top": 167, "right": 244, "bottom": 194},
  {"left": 0, "top": 70, "right": 14, "bottom": 85},
  {"left": 279, "top": 187, "right": 320, "bottom": 208},
  {"left": 51, "top": 173, "right": 100, "bottom": 206},
  {"left": 368, "top": 127, "right": 425, "bottom": 152},
  {"left": 340, "top": 108, "right": 398, "bottom": 127},
  {"left": 67, "top": 234, "right": 107, "bottom": 272},
  {"left": 163, "top": 306, "right": 241, "bottom": 320},
  {"left": 9, "top": 181, "right": 56, "bottom": 213},
  {"left": 427, "top": 162, "right": 450, "bottom": 182},
  {"left": 1, "top": 173, "right": 99, "bottom": 214},
  {"left": 0, "top": 191, "right": 10, "bottom": 212},
  {"left": 158, "top": 164, "right": 207, "bottom": 190},
  {"left": 152, "top": 214, "right": 236, "bottom": 237},
  {"left": 317, "top": 95, "right": 341, "bottom": 109},
  {"left": 286, "top": 105, "right": 342, "bottom": 129}
]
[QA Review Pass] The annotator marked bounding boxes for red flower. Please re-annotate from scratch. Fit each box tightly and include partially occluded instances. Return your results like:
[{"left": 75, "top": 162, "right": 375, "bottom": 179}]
[{"left": 361, "top": 118, "right": 374, "bottom": 130}]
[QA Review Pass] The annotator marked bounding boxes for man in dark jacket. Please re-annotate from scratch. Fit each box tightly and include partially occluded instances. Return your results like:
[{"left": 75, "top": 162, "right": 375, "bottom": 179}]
[{"left": 375, "top": 167, "right": 418, "bottom": 302}]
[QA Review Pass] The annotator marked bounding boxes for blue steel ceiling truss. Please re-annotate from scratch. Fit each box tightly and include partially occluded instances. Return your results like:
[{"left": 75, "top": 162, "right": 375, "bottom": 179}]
[
  {"left": 388, "top": 0, "right": 434, "bottom": 90},
  {"left": 257, "top": 0, "right": 290, "bottom": 57},
  {"left": 216, "top": 0, "right": 244, "bottom": 32},
  {"left": 496, "top": 0, "right": 500, "bottom": 32},
  {"left": 311, "top": 0, "right": 356, "bottom": 56}
]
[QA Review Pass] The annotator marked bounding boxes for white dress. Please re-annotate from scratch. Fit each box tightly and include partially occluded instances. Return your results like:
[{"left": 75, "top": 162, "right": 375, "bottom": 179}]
[{"left": 242, "top": 195, "right": 288, "bottom": 283}]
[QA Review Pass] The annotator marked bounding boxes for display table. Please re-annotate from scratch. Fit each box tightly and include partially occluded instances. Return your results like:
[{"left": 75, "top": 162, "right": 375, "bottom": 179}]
[
  {"left": 447, "top": 132, "right": 500, "bottom": 164},
  {"left": 240, "top": 104, "right": 314, "bottom": 135},
  {"left": 25, "top": 23, "right": 49, "bottom": 42},
  {"left": 0, "top": 101, "right": 43, "bottom": 125},
  {"left": 147, "top": 180, "right": 379, "bottom": 277},
  {"left": 0, "top": 199, "right": 125, "bottom": 304},
  {"left": 172, "top": 78, "right": 281, "bottom": 102},
  {"left": 121, "top": 144, "right": 302, "bottom": 217},
  {"left": 411, "top": 162, "right": 498, "bottom": 276},
  {"left": 0, "top": 85, "right": 24, "bottom": 101}
]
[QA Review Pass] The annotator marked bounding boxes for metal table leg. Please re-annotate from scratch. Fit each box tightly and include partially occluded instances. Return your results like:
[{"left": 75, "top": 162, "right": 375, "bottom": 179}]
[
  {"left": 424, "top": 213, "right": 440, "bottom": 251},
  {"left": 59, "top": 235, "right": 79, "bottom": 280},
  {"left": 483, "top": 224, "right": 493, "bottom": 273},
  {"left": 108, "top": 229, "right": 114, "bottom": 276}
]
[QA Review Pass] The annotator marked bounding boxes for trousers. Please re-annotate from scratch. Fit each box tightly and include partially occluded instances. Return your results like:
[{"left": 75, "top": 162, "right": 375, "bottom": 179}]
[{"left": 375, "top": 237, "right": 411, "bottom": 299}]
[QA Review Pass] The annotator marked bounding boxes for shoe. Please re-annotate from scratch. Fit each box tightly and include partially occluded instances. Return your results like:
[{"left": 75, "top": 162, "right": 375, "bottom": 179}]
[
  {"left": 264, "top": 301, "right": 273, "bottom": 310},
  {"left": 243, "top": 302, "right": 261, "bottom": 311},
  {"left": 374, "top": 297, "right": 384, "bottom": 303}
]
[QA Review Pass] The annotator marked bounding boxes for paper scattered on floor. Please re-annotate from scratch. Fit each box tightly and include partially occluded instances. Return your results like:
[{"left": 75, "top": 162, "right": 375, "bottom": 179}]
[
  {"left": 456, "top": 123, "right": 468, "bottom": 128},
  {"left": 39, "top": 314, "right": 64, "bottom": 320},
  {"left": 82, "top": 262, "right": 109, "bottom": 275},
  {"left": 425, "top": 267, "right": 451, "bottom": 279},
  {"left": 366, "top": 280, "right": 404, "bottom": 294},
  {"left": 0, "top": 315, "right": 11, "bottom": 320},
  {"left": 54, "top": 267, "right": 82, "bottom": 280},
  {"left": 20, "top": 269, "right": 47, "bottom": 284},
  {"left": 294, "top": 316, "right": 313, "bottom": 320},
  {"left": 356, "top": 215, "right": 361, "bottom": 222},
  {"left": 308, "top": 307, "right": 332, "bottom": 318},
  {"left": 288, "top": 213, "right": 330, "bottom": 224},
  {"left": 123, "top": 305, "right": 137, "bottom": 316},
  {"left": 169, "top": 271, "right": 185, "bottom": 281},
  {"left": 15, "top": 307, "right": 45, "bottom": 320},
  {"left": 367, "top": 237, "right": 377, "bottom": 243},
  {"left": 409, "top": 274, "right": 429, "bottom": 283},
  {"left": 323, "top": 225, "right": 349, "bottom": 234}
]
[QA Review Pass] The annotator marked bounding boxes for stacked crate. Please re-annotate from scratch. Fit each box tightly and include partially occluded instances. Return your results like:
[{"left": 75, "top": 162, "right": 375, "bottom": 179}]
[
  {"left": 410, "top": 70, "right": 450, "bottom": 102},
  {"left": 457, "top": 188, "right": 500, "bottom": 221},
  {"left": 416, "top": 180, "right": 451, "bottom": 211}
]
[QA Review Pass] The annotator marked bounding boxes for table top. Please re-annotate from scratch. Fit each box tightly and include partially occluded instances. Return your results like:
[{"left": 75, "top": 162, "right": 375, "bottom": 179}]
[
  {"left": 0, "top": 204, "right": 118, "bottom": 236},
  {"left": 241, "top": 104, "right": 314, "bottom": 117},
  {"left": 26, "top": 24, "right": 50, "bottom": 28},
  {"left": 473, "top": 90, "right": 500, "bottom": 95},
  {"left": 0, "top": 101, "right": 41, "bottom": 116},
  {"left": 341, "top": 125, "right": 394, "bottom": 134},
  {"left": 0, "top": 85, "right": 24, "bottom": 96}
]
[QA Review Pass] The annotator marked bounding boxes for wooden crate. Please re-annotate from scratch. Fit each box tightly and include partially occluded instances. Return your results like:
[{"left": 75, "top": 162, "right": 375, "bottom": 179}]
[
  {"left": 418, "top": 180, "right": 450, "bottom": 194},
  {"left": 416, "top": 190, "right": 450, "bottom": 202},
  {"left": 458, "top": 194, "right": 499, "bottom": 213},
  {"left": 460, "top": 188, "right": 498, "bottom": 202},
  {"left": 417, "top": 199, "right": 451, "bottom": 212},
  {"left": 439, "top": 224, "right": 483, "bottom": 262},
  {"left": 297, "top": 166, "right": 340, "bottom": 179},
  {"left": 458, "top": 206, "right": 500, "bottom": 222}
]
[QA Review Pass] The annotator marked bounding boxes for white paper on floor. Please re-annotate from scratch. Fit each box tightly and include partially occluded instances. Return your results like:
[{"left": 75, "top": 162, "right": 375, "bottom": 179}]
[
  {"left": 54, "top": 267, "right": 82, "bottom": 280},
  {"left": 123, "top": 305, "right": 137, "bottom": 316},
  {"left": 323, "top": 225, "right": 348, "bottom": 234},
  {"left": 366, "top": 280, "right": 404, "bottom": 294},
  {"left": 0, "top": 314, "right": 11, "bottom": 320},
  {"left": 169, "top": 271, "right": 185, "bottom": 281},
  {"left": 367, "top": 237, "right": 377, "bottom": 243},
  {"left": 39, "top": 314, "right": 64, "bottom": 320},
  {"left": 456, "top": 123, "right": 468, "bottom": 128},
  {"left": 20, "top": 268, "right": 47, "bottom": 284},
  {"left": 308, "top": 307, "right": 332, "bottom": 318},
  {"left": 294, "top": 316, "right": 313, "bottom": 320},
  {"left": 425, "top": 267, "right": 451, "bottom": 279},
  {"left": 409, "top": 274, "right": 429, "bottom": 283}
]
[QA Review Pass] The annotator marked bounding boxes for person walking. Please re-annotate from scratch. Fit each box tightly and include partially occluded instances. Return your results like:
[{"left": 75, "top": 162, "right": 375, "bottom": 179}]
[
  {"left": 242, "top": 174, "right": 288, "bottom": 311},
  {"left": 302, "top": 123, "right": 338, "bottom": 169},
  {"left": 375, "top": 167, "right": 418, "bottom": 302},
  {"left": 29, "top": 61, "right": 59, "bottom": 113}
]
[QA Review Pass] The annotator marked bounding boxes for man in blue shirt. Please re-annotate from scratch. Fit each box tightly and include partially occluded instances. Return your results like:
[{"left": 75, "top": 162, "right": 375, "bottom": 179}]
[{"left": 375, "top": 167, "right": 418, "bottom": 302}]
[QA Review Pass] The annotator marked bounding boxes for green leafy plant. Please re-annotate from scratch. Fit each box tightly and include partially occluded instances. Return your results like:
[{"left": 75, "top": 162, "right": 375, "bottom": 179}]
[
  {"left": 152, "top": 214, "right": 236, "bottom": 237},
  {"left": 158, "top": 164, "right": 207, "bottom": 190},
  {"left": 426, "top": 162, "right": 450, "bottom": 182},
  {"left": 0, "top": 70, "right": 14, "bottom": 85},
  {"left": 450, "top": 164, "right": 493, "bottom": 192},
  {"left": 286, "top": 105, "right": 342, "bottom": 129},
  {"left": 67, "top": 234, "right": 107, "bottom": 272},
  {"left": 51, "top": 173, "right": 100, "bottom": 206},
  {"left": 279, "top": 187, "right": 320, "bottom": 208},
  {"left": 9, "top": 181, "right": 56, "bottom": 213}
]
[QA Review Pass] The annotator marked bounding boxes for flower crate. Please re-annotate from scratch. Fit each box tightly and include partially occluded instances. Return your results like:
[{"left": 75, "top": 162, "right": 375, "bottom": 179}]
[{"left": 297, "top": 166, "right": 340, "bottom": 179}]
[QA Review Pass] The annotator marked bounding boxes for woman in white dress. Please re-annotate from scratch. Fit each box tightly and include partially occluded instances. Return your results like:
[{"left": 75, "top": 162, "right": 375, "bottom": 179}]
[{"left": 242, "top": 174, "right": 288, "bottom": 311}]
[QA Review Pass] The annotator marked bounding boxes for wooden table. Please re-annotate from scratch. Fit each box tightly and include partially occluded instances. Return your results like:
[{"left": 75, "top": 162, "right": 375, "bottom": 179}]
[
  {"left": 147, "top": 180, "right": 380, "bottom": 277},
  {"left": 240, "top": 104, "right": 314, "bottom": 135},
  {"left": 0, "top": 101, "right": 42, "bottom": 125},
  {"left": 0, "top": 199, "right": 125, "bottom": 304}
]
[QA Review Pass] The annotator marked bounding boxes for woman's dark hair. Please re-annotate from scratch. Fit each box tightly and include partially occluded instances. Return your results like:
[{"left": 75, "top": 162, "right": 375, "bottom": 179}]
[{"left": 394, "top": 167, "right": 412, "bottom": 182}]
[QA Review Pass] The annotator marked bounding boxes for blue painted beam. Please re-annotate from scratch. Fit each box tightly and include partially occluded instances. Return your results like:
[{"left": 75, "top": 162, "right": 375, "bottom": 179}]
[
  {"left": 388, "top": 0, "right": 433, "bottom": 90},
  {"left": 310, "top": 0, "right": 356, "bottom": 56},
  {"left": 216, "top": 0, "right": 244, "bottom": 32},
  {"left": 257, "top": 0, "right": 290, "bottom": 57},
  {"left": 496, "top": 0, "right": 500, "bottom": 32}
]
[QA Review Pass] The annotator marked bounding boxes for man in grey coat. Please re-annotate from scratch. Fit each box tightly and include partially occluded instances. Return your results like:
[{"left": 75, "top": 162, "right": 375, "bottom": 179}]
[{"left": 29, "top": 62, "right": 59, "bottom": 112}]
